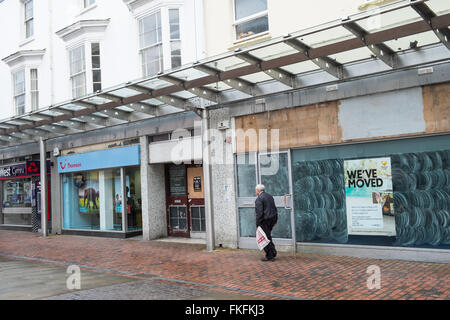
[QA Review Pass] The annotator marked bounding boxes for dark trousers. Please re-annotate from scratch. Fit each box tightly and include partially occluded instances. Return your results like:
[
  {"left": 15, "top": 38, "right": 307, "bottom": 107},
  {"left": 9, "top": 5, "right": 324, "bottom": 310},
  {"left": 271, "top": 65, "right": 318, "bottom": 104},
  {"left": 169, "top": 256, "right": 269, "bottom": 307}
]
[{"left": 260, "top": 217, "right": 277, "bottom": 259}]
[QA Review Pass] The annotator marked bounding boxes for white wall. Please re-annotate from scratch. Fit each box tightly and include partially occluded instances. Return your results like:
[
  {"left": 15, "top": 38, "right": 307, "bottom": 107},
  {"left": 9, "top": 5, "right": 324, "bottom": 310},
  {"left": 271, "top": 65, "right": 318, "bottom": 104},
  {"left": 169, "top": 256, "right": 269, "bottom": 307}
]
[
  {"left": 0, "top": 0, "right": 205, "bottom": 120},
  {"left": 201, "top": 0, "right": 449, "bottom": 58}
]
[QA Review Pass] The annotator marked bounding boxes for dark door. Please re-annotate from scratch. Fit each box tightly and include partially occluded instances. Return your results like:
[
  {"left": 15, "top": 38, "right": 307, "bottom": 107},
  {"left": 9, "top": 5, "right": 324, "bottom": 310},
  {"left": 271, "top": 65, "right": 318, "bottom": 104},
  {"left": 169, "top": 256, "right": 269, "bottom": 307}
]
[
  {"left": 166, "top": 164, "right": 190, "bottom": 237},
  {"left": 187, "top": 166, "right": 205, "bottom": 234}
]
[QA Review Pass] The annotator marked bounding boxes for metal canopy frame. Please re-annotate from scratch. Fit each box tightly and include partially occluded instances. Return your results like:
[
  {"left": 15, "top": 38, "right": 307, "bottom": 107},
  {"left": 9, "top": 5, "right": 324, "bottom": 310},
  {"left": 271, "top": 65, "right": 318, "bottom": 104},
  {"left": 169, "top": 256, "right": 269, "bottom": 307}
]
[{"left": 0, "top": 0, "right": 449, "bottom": 149}]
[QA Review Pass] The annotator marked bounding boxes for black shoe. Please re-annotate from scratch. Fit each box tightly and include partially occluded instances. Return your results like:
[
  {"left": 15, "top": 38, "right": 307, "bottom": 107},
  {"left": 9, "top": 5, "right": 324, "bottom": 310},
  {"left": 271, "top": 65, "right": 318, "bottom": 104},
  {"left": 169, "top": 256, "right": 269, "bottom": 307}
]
[{"left": 261, "top": 257, "right": 275, "bottom": 262}]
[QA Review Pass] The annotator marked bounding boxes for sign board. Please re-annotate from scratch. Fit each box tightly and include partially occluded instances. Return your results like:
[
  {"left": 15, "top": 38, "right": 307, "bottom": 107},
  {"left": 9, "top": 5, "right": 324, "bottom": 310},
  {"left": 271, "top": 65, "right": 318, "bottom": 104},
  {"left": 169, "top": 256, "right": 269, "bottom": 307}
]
[
  {"left": 344, "top": 157, "right": 396, "bottom": 236},
  {"left": 0, "top": 161, "right": 50, "bottom": 180},
  {"left": 57, "top": 145, "right": 140, "bottom": 174}
]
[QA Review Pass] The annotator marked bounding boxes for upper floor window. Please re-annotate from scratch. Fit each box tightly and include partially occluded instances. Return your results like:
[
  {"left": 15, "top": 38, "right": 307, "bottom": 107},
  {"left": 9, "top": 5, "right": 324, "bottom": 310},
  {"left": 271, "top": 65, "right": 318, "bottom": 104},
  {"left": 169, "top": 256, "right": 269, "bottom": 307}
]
[
  {"left": 91, "top": 43, "right": 102, "bottom": 92},
  {"left": 139, "top": 11, "right": 163, "bottom": 77},
  {"left": 83, "top": 0, "right": 95, "bottom": 8},
  {"left": 69, "top": 45, "right": 86, "bottom": 98},
  {"left": 13, "top": 70, "right": 26, "bottom": 115},
  {"left": 30, "top": 68, "right": 39, "bottom": 111},
  {"left": 169, "top": 8, "right": 181, "bottom": 68},
  {"left": 234, "top": 0, "right": 268, "bottom": 40},
  {"left": 68, "top": 43, "right": 102, "bottom": 98},
  {"left": 24, "top": 0, "right": 34, "bottom": 38}
]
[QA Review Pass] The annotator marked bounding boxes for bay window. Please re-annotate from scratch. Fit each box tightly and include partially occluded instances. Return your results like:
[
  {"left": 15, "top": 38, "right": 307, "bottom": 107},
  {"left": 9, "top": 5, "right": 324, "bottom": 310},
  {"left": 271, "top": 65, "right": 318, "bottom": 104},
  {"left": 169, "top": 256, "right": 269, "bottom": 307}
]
[
  {"left": 169, "top": 8, "right": 181, "bottom": 68},
  {"left": 13, "top": 70, "right": 26, "bottom": 116},
  {"left": 30, "top": 68, "right": 39, "bottom": 111},
  {"left": 69, "top": 45, "right": 86, "bottom": 98}
]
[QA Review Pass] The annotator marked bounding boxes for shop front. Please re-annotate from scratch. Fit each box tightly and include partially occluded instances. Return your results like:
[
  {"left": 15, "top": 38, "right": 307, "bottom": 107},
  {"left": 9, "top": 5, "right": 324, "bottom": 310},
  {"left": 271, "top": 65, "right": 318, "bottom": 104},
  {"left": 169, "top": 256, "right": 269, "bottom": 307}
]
[
  {"left": 166, "top": 164, "right": 206, "bottom": 238},
  {"left": 233, "top": 85, "right": 450, "bottom": 253},
  {"left": 58, "top": 145, "right": 142, "bottom": 238},
  {"left": 149, "top": 133, "right": 205, "bottom": 239},
  {"left": 0, "top": 160, "right": 51, "bottom": 231},
  {"left": 236, "top": 135, "right": 450, "bottom": 250}
]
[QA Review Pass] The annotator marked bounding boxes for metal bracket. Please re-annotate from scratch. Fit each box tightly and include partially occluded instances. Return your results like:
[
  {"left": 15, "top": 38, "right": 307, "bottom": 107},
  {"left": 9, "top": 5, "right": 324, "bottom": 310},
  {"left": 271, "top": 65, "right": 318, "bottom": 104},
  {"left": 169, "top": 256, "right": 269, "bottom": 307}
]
[
  {"left": 344, "top": 21, "right": 398, "bottom": 68},
  {"left": 411, "top": 1, "right": 450, "bottom": 50},
  {"left": 284, "top": 38, "right": 345, "bottom": 79}
]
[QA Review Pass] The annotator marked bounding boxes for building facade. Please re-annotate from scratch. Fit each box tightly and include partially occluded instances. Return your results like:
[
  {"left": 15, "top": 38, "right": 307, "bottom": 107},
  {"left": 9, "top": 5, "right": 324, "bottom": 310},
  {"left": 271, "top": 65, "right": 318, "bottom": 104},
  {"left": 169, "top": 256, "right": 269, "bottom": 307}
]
[{"left": 0, "top": 0, "right": 449, "bottom": 263}]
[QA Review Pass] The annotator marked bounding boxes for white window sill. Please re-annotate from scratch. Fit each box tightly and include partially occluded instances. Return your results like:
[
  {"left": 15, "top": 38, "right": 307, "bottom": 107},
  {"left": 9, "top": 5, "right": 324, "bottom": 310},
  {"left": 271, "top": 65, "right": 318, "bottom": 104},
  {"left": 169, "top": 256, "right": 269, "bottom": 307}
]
[
  {"left": 19, "top": 37, "right": 35, "bottom": 47},
  {"left": 77, "top": 4, "right": 98, "bottom": 17},
  {"left": 230, "top": 31, "right": 271, "bottom": 50}
]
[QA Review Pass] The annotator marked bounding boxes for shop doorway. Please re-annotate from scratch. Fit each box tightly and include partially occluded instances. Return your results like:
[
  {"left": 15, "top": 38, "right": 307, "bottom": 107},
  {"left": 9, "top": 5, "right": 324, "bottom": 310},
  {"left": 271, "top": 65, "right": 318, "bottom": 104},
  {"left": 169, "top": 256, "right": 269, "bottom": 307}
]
[
  {"left": 258, "top": 151, "right": 295, "bottom": 244},
  {"left": 166, "top": 164, "right": 205, "bottom": 238}
]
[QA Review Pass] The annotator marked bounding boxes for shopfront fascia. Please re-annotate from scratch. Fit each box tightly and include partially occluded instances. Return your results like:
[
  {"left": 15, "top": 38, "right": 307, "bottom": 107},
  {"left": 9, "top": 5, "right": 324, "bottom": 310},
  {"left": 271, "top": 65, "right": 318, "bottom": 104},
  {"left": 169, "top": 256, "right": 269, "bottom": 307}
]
[
  {"left": 58, "top": 145, "right": 142, "bottom": 238},
  {"left": 0, "top": 160, "right": 51, "bottom": 230},
  {"left": 233, "top": 84, "right": 450, "bottom": 258}
]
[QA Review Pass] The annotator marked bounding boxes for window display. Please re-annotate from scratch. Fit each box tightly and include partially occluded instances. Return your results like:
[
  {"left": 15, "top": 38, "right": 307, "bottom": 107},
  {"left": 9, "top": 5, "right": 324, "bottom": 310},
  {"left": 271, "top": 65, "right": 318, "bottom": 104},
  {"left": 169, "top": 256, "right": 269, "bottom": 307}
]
[
  {"left": 2, "top": 179, "right": 32, "bottom": 208},
  {"left": 63, "top": 170, "right": 122, "bottom": 231},
  {"left": 236, "top": 135, "right": 450, "bottom": 248}
]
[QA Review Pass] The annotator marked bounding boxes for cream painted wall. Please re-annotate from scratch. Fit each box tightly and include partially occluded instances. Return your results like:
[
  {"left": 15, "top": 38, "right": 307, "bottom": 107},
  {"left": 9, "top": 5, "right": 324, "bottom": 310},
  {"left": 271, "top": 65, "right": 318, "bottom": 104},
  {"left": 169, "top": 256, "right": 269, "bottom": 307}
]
[{"left": 202, "top": 0, "right": 415, "bottom": 58}]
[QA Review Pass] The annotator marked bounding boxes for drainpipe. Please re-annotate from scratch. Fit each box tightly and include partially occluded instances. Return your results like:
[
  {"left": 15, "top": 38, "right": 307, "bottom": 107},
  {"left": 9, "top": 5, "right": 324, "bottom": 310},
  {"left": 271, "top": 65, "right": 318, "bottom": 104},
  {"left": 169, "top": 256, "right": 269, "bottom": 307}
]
[
  {"left": 202, "top": 108, "right": 215, "bottom": 251},
  {"left": 48, "top": 0, "right": 55, "bottom": 105},
  {"left": 39, "top": 137, "right": 48, "bottom": 237}
]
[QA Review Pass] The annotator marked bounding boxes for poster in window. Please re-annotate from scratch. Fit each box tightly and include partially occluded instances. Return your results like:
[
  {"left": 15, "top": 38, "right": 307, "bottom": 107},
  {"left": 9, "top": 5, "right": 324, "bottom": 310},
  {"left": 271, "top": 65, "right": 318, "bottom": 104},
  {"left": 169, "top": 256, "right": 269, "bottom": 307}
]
[
  {"left": 344, "top": 157, "right": 396, "bottom": 236},
  {"left": 76, "top": 173, "right": 99, "bottom": 214},
  {"left": 193, "top": 176, "right": 202, "bottom": 192}
]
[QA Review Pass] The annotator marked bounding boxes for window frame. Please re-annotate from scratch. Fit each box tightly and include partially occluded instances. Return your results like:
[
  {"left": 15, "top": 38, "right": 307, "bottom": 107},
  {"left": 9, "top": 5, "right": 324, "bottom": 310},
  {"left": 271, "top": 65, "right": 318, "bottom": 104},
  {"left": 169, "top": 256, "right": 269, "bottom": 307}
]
[
  {"left": 83, "top": 0, "right": 95, "bottom": 8},
  {"left": 30, "top": 68, "right": 39, "bottom": 111},
  {"left": 91, "top": 42, "right": 102, "bottom": 92},
  {"left": 169, "top": 8, "right": 181, "bottom": 69},
  {"left": 139, "top": 10, "right": 164, "bottom": 77},
  {"left": 13, "top": 69, "right": 26, "bottom": 116},
  {"left": 24, "top": 0, "right": 34, "bottom": 39},
  {"left": 69, "top": 44, "right": 87, "bottom": 99},
  {"left": 232, "top": 0, "right": 269, "bottom": 41}
]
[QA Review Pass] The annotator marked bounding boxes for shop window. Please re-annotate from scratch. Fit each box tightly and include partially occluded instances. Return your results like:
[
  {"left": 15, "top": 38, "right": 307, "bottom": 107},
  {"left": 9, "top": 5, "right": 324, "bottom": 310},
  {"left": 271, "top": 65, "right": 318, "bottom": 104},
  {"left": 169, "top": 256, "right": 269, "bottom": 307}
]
[
  {"left": 190, "top": 206, "right": 205, "bottom": 232},
  {"left": 290, "top": 136, "right": 450, "bottom": 248},
  {"left": 238, "top": 207, "right": 292, "bottom": 239},
  {"left": 292, "top": 159, "right": 348, "bottom": 243},
  {"left": 236, "top": 153, "right": 257, "bottom": 197},
  {"left": 169, "top": 206, "right": 187, "bottom": 231},
  {"left": 234, "top": 0, "right": 268, "bottom": 40},
  {"left": 62, "top": 169, "right": 122, "bottom": 231},
  {"left": 125, "top": 167, "right": 142, "bottom": 231},
  {"left": 2, "top": 179, "right": 32, "bottom": 208},
  {"left": 259, "top": 153, "right": 290, "bottom": 196},
  {"left": 139, "top": 11, "right": 163, "bottom": 77}
]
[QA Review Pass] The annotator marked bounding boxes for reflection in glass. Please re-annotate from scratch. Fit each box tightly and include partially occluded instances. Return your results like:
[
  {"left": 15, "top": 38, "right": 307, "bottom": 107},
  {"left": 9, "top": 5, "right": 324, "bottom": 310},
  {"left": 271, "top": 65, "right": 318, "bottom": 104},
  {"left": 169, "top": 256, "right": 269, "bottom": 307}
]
[{"left": 125, "top": 167, "right": 142, "bottom": 231}]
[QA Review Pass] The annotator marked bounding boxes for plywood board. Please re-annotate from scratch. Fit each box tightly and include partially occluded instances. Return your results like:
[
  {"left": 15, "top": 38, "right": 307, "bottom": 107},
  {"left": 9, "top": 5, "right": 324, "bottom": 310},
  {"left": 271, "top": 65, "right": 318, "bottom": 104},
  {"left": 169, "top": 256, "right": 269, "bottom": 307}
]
[{"left": 187, "top": 166, "right": 204, "bottom": 199}]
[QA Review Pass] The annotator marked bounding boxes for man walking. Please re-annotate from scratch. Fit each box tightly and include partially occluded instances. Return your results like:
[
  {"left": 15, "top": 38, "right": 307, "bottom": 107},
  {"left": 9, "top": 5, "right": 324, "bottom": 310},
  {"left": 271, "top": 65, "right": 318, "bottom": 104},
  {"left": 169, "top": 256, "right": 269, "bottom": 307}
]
[{"left": 255, "top": 184, "right": 278, "bottom": 262}]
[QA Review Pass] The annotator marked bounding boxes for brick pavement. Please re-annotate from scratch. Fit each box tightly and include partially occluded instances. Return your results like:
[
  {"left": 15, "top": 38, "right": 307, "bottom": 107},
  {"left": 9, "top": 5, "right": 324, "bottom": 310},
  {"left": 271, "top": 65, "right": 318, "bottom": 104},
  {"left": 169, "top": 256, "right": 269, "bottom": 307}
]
[{"left": 0, "top": 231, "right": 449, "bottom": 300}]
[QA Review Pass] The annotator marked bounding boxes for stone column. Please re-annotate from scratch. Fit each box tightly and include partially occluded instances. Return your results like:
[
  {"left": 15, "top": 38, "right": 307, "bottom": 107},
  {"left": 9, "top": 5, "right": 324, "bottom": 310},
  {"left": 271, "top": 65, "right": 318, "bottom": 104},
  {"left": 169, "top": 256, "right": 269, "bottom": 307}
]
[
  {"left": 50, "top": 155, "right": 62, "bottom": 234},
  {"left": 140, "top": 136, "right": 167, "bottom": 240},
  {"left": 99, "top": 170, "right": 114, "bottom": 231},
  {"left": 209, "top": 108, "right": 239, "bottom": 249}
]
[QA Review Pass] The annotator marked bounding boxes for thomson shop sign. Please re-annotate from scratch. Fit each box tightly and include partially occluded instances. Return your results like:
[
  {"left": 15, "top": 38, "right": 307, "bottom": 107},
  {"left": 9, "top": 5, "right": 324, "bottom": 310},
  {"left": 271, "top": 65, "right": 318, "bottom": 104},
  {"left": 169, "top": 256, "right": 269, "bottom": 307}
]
[
  {"left": 0, "top": 161, "right": 50, "bottom": 180},
  {"left": 57, "top": 145, "right": 140, "bottom": 174}
]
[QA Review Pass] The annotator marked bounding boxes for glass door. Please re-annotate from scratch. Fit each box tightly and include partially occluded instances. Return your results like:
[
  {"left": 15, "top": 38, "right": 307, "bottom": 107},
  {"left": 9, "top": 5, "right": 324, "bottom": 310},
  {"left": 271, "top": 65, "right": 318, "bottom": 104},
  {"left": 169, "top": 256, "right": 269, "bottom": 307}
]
[{"left": 258, "top": 151, "right": 296, "bottom": 246}]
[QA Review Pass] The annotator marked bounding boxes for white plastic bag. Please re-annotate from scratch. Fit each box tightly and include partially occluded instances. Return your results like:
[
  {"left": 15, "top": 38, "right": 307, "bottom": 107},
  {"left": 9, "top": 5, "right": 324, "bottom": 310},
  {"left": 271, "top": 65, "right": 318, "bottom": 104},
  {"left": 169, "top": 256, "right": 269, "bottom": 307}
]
[{"left": 256, "top": 226, "right": 270, "bottom": 251}]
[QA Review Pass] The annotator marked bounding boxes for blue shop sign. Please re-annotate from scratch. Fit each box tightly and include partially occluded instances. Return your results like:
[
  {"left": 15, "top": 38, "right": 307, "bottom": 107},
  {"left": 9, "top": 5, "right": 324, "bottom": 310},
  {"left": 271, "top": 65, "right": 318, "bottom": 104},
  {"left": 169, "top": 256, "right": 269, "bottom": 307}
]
[{"left": 57, "top": 145, "right": 140, "bottom": 173}]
